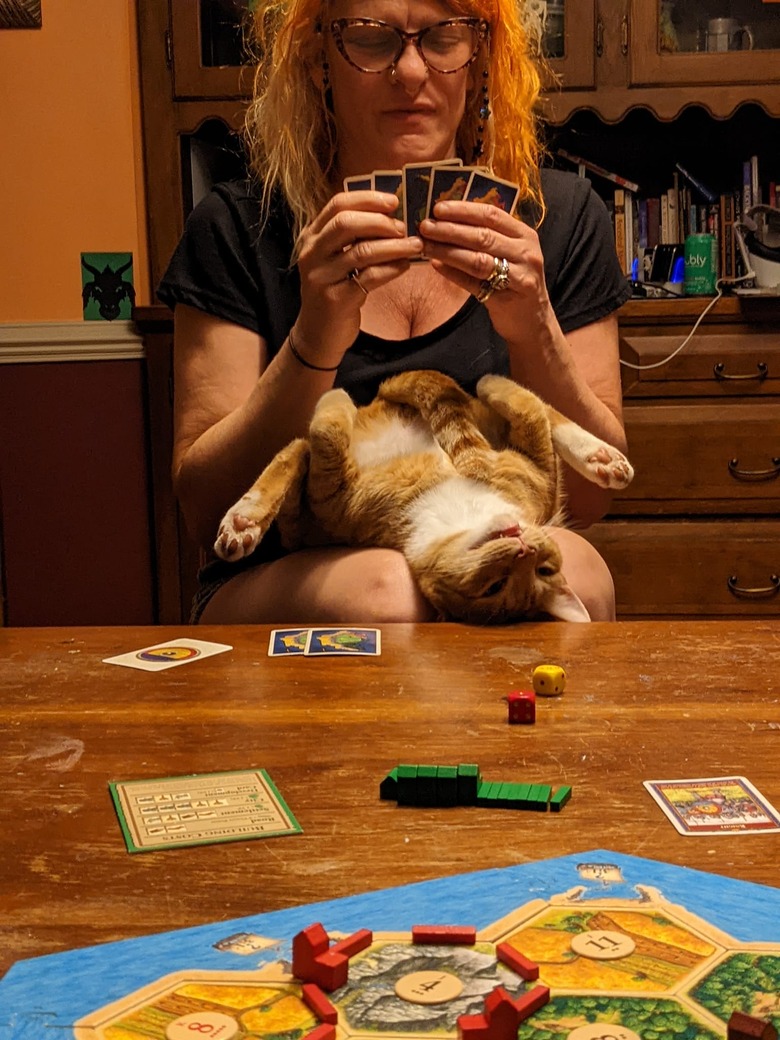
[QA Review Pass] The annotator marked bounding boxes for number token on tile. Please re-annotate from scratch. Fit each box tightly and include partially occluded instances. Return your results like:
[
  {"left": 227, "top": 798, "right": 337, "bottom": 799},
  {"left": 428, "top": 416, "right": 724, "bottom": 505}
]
[
  {"left": 568, "top": 1025, "right": 642, "bottom": 1040},
  {"left": 395, "top": 970, "right": 464, "bottom": 1004},
  {"left": 166, "top": 1011, "right": 239, "bottom": 1040},
  {"left": 570, "top": 929, "right": 636, "bottom": 960}
]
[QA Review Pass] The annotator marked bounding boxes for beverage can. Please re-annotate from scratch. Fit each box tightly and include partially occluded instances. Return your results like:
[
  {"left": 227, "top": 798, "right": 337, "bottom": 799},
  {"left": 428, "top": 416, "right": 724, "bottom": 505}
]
[{"left": 684, "top": 234, "right": 718, "bottom": 295}]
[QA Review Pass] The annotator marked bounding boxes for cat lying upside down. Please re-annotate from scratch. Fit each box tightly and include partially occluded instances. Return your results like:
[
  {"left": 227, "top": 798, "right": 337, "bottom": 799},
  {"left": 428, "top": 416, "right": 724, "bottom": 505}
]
[{"left": 214, "top": 371, "right": 633, "bottom": 624}]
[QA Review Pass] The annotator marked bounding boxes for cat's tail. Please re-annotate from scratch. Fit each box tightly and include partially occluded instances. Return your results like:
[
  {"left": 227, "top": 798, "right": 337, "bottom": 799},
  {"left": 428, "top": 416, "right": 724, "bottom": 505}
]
[{"left": 377, "top": 370, "right": 491, "bottom": 461}]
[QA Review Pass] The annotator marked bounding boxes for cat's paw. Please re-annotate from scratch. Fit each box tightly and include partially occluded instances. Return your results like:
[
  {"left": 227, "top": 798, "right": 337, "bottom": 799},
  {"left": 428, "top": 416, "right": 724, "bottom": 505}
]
[
  {"left": 214, "top": 492, "right": 265, "bottom": 561},
  {"left": 313, "top": 388, "right": 356, "bottom": 419},
  {"left": 585, "top": 445, "right": 634, "bottom": 489}
]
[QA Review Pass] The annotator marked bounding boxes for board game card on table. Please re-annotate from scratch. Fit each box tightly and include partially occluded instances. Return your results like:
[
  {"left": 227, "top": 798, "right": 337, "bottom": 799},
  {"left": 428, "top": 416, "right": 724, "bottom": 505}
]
[
  {"left": 109, "top": 769, "right": 302, "bottom": 853},
  {"left": 643, "top": 775, "right": 780, "bottom": 835},
  {"left": 103, "top": 637, "right": 232, "bottom": 671}
]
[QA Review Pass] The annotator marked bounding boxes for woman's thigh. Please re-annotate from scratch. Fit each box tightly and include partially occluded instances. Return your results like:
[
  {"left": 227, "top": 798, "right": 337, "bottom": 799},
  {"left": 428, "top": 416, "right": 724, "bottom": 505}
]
[
  {"left": 199, "top": 530, "right": 615, "bottom": 624},
  {"left": 199, "top": 546, "right": 437, "bottom": 624}
]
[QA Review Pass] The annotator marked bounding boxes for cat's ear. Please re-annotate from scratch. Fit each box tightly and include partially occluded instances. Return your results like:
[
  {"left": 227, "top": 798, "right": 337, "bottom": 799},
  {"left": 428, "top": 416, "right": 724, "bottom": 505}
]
[{"left": 543, "top": 584, "right": 591, "bottom": 623}]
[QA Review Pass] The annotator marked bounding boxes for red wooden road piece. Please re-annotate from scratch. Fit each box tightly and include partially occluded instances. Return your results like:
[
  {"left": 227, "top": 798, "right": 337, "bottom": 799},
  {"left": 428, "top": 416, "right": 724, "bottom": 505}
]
[
  {"left": 302, "top": 1024, "right": 337, "bottom": 1040},
  {"left": 329, "top": 928, "right": 373, "bottom": 957},
  {"left": 302, "top": 983, "right": 339, "bottom": 1025},
  {"left": 496, "top": 941, "right": 540, "bottom": 981},
  {"left": 311, "top": 948, "right": 348, "bottom": 992},
  {"left": 412, "top": 925, "right": 477, "bottom": 945},
  {"left": 514, "top": 984, "right": 551, "bottom": 1023}
]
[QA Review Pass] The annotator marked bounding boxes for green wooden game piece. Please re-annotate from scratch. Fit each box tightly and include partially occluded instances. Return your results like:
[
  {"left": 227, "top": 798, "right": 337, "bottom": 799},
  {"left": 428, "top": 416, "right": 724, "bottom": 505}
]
[
  {"left": 379, "top": 767, "right": 398, "bottom": 801},
  {"left": 417, "top": 764, "right": 439, "bottom": 806},
  {"left": 436, "top": 765, "right": 459, "bottom": 807},
  {"left": 396, "top": 764, "right": 419, "bottom": 806},
  {"left": 501, "top": 782, "right": 525, "bottom": 808},
  {"left": 528, "top": 783, "right": 552, "bottom": 811},
  {"left": 457, "top": 763, "right": 480, "bottom": 805},
  {"left": 550, "top": 785, "right": 572, "bottom": 811},
  {"left": 476, "top": 780, "right": 497, "bottom": 806},
  {"left": 515, "top": 782, "right": 532, "bottom": 808}
]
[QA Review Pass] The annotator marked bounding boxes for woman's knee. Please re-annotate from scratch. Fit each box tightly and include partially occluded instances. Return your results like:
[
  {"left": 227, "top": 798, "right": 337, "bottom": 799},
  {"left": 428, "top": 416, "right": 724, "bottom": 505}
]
[
  {"left": 200, "top": 548, "right": 435, "bottom": 624},
  {"left": 326, "top": 550, "right": 436, "bottom": 622},
  {"left": 549, "top": 528, "right": 616, "bottom": 622}
]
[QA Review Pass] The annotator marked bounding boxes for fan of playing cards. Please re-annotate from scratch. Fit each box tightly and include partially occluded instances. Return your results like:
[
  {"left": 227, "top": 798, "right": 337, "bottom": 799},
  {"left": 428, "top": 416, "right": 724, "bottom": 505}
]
[{"left": 345, "top": 160, "right": 521, "bottom": 238}]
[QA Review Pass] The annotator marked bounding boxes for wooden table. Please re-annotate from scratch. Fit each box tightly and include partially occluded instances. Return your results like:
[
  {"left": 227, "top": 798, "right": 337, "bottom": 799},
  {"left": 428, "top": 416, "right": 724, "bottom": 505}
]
[{"left": 2, "top": 620, "right": 779, "bottom": 981}]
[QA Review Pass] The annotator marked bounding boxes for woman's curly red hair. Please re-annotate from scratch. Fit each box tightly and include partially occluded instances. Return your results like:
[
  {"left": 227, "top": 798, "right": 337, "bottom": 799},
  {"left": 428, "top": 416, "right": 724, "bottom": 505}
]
[{"left": 244, "top": 1, "right": 545, "bottom": 240}]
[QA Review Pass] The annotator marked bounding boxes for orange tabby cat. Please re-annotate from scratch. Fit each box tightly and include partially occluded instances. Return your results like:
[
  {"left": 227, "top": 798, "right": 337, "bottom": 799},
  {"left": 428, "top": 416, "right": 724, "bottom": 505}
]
[{"left": 215, "top": 371, "right": 633, "bottom": 623}]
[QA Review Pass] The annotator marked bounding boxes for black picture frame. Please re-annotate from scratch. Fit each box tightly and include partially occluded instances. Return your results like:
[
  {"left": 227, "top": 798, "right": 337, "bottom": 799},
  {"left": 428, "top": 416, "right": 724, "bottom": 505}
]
[{"left": 0, "top": 0, "right": 42, "bottom": 30}]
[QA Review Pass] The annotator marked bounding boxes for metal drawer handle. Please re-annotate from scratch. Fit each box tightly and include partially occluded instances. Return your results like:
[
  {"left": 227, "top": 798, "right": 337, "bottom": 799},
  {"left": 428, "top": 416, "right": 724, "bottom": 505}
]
[
  {"left": 727, "top": 574, "right": 780, "bottom": 599},
  {"left": 713, "top": 361, "right": 768, "bottom": 382},
  {"left": 728, "top": 457, "right": 780, "bottom": 482}
]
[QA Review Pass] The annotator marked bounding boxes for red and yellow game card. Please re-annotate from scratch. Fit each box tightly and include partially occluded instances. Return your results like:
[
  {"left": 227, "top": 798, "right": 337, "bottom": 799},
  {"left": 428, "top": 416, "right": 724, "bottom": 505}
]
[{"left": 644, "top": 775, "right": 780, "bottom": 835}]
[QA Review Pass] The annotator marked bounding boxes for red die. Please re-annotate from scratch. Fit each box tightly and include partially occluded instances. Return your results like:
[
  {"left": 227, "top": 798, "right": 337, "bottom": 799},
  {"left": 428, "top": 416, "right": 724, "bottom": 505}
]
[{"left": 507, "top": 690, "right": 536, "bottom": 724}]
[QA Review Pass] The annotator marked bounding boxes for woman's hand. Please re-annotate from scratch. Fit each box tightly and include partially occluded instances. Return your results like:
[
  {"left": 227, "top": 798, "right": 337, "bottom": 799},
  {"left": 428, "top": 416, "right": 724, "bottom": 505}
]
[
  {"left": 417, "top": 200, "right": 552, "bottom": 348},
  {"left": 293, "top": 190, "right": 424, "bottom": 366}
]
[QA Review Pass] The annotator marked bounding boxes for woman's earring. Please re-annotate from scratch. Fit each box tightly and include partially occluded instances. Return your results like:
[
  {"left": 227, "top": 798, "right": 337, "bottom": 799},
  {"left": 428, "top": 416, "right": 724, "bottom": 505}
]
[
  {"left": 322, "top": 58, "right": 330, "bottom": 92},
  {"left": 471, "top": 67, "right": 490, "bottom": 161}
]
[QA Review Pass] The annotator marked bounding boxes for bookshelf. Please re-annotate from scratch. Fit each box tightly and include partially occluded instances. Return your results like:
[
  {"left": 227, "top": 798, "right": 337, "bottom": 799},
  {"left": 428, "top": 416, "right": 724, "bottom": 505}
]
[{"left": 547, "top": 104, "right": 778, "bottom": 291}]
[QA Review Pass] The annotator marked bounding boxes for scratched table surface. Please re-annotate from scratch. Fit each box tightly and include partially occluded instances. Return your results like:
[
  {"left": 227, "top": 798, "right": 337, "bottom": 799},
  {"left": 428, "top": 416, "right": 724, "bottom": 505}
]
[{"left": 1, "top": 620, "right": 779, "bottom": 979}]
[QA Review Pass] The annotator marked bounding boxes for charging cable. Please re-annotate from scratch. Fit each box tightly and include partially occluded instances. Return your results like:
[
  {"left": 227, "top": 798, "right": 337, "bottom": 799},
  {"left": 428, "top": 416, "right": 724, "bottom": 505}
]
[{"left": 619, "top": 269, "right": 756, "bottom": 372}]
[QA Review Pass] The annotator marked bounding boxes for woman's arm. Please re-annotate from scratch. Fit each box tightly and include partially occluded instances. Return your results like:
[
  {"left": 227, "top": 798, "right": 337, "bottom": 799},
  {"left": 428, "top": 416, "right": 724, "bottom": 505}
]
[
  {"left": 172, "top": 305, "right": 339, "bottom": 549},
  {"left": 172, "top": 188, "right": 423, "bottom": 549},
  {"left": 507, "top": 311, "right": 627, "bottom": 528}
]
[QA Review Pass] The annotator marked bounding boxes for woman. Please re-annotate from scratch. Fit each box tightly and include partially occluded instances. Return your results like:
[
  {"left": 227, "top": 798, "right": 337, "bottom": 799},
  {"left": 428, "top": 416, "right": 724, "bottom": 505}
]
[{"left": 158, "top": 0, "right": 631, "bottom": 624}]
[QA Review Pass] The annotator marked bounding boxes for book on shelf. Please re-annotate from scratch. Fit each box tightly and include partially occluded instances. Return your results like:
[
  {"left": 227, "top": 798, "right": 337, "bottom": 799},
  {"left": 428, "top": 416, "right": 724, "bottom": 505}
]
[
  {"left": 601, "top": 154, "right": 776, "bottom": 288},
  {"left": 613, "top": 188, "right": 627, "bottom": 274}
]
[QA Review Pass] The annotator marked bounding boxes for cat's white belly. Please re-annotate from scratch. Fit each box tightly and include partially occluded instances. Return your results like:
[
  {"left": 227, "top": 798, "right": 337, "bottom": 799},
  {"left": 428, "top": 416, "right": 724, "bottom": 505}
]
[
  {"left": 351, "top": 414, "right": 446, "bottom": 468},
  {"left": 403, "top": 476, "right": 532, "bottom": 557}
]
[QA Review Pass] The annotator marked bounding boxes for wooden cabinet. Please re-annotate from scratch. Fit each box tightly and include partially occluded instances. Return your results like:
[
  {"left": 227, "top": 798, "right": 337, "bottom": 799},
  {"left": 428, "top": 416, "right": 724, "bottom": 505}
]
[
  {"left": 135, "top": 4, "right": 780, "bottom": 622},
  {"left": 137, "top": 0, "right": 251, "bottom": 293},
  {"left": 544, "top": 0, "right": 780, "bottom": 122},
  {"left": 586, "top": 297, "right": 780, "bottom": 618},
  {"left": 137, "top": 1, "right": 780, "bottom": 294}
]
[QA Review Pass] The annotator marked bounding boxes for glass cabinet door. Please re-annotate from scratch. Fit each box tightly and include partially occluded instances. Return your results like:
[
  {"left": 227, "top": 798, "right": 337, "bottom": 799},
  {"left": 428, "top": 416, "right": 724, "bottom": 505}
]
[
  {"left": 540, "top": 0, "right": 597, "bottom": 91},
  {"left": 631, "top": 0, "right": 780, "bottom": 86},
  {"left": 171, "top": 0, "right": 254, "bottom": 99}
]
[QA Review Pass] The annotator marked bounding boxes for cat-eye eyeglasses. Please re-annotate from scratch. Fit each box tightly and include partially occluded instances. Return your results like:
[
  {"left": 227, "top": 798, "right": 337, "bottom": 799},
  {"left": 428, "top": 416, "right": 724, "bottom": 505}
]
[{"left": 326, "top": 17, "right": 490, "bottom": 75}]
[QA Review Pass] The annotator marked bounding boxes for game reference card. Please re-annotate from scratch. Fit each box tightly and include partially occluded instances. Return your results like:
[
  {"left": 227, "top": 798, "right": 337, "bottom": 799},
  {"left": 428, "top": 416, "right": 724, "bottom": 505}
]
[
  {"left": 109, "top": 769, "right": 302, "bottom": 853},
  {"left": 644, "top": 775, "right": 780, "bottom": 835}
]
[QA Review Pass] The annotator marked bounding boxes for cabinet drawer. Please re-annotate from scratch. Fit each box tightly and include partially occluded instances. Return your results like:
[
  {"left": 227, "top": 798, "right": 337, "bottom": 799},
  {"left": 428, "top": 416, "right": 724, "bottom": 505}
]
[
  {"left": 587, "top": 519, "right": 780, "bottom": 618},
  {"left": 620, "top": 332, "right": 780, "bottom": 399},
  {"left": 613, "top": 401, "right": 780, "bottom": 514}
]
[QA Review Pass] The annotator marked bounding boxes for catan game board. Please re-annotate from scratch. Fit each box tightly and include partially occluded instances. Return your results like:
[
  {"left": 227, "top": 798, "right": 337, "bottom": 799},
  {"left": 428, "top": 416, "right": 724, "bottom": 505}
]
[{"left": 1, "top": 850, "right": 779, "bottom": 1039}]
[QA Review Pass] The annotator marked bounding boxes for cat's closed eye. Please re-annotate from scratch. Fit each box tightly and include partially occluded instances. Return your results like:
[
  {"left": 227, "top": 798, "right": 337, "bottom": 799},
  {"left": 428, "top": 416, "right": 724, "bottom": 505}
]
[
  {"left": 483, "top": 578, "right": 508, "bottom": 597},
  {"left": 536, "top": 564, "right": 558, "bottom": 577}
]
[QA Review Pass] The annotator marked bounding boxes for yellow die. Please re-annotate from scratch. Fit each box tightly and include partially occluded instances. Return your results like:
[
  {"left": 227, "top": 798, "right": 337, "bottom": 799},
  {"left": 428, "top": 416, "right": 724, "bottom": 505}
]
[{"left": 532, "top": 664, "right": 566, "bottom": 697}]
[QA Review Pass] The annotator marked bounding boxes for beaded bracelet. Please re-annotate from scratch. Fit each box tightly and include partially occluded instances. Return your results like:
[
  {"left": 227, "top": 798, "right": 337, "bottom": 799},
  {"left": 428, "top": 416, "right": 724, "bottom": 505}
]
[{"left": 287, "top": 328, "right": 340, "bottom": 372}]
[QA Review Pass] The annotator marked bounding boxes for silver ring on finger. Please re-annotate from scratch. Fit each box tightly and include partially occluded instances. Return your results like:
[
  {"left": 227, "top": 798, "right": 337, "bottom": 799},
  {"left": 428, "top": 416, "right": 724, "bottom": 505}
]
[
  {"left": 349, "top": 267, "right": 369, "bottom": 296},
  {"left": 475, "top": 256, "right": 510, "bottom": 304},
  {"left": 488, "top": 256, "right": 511, "bottom": 292}
]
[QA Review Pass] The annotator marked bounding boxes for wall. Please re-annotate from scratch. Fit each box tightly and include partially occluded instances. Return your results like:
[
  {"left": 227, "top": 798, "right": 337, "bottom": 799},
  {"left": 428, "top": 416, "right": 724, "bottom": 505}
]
[{"left": 0, "top": 0, "right": 149, "bottom": 321}]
